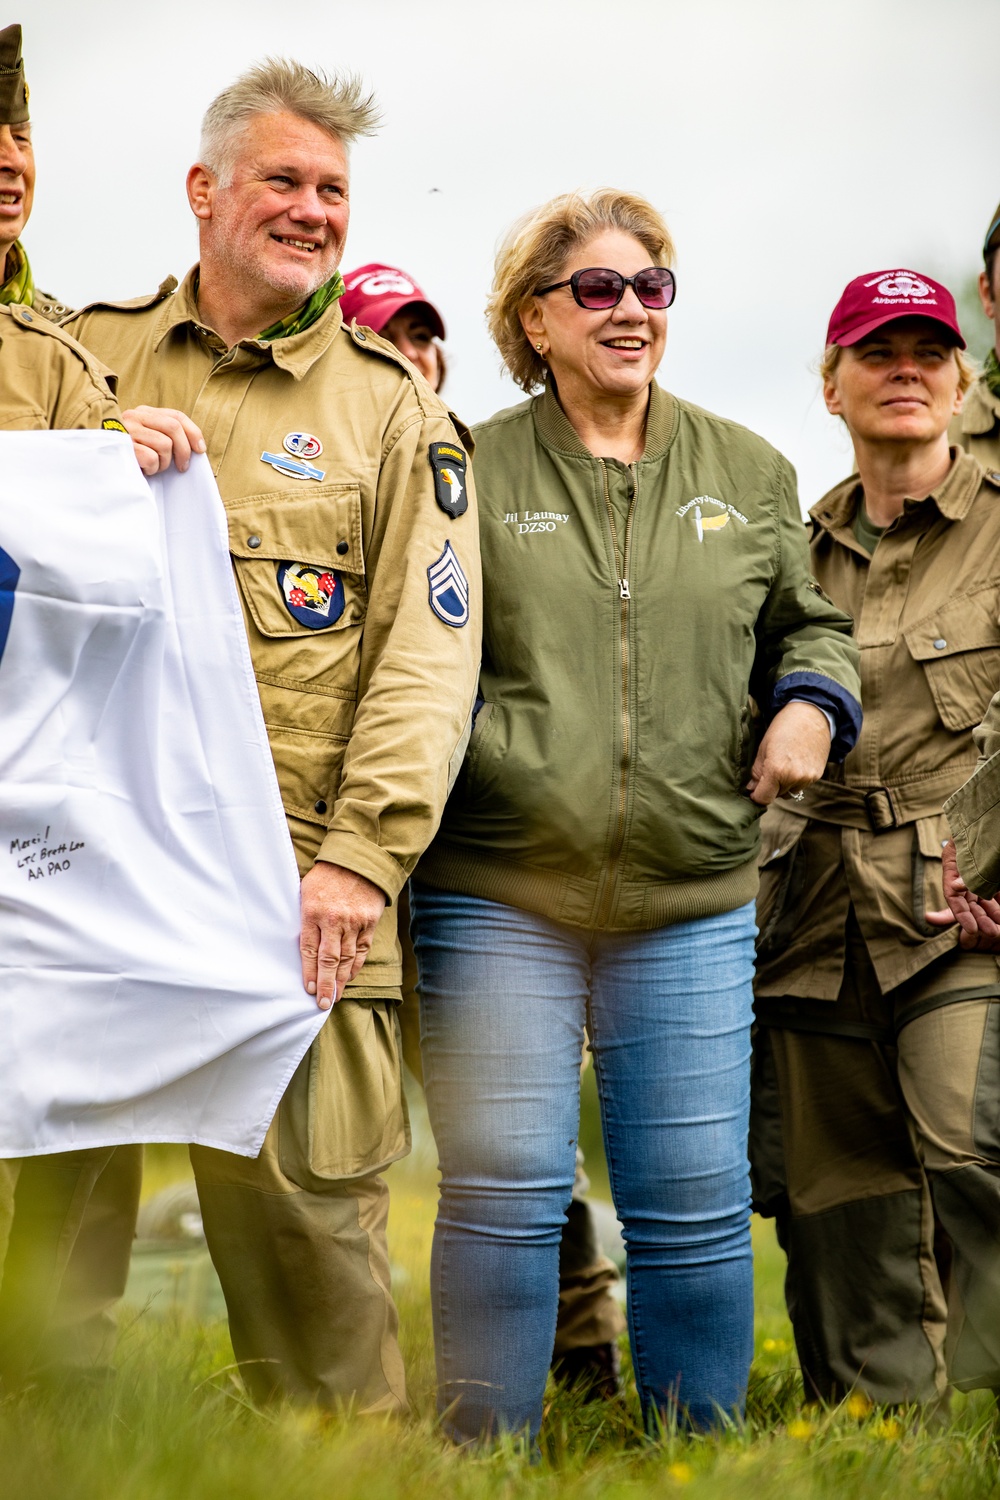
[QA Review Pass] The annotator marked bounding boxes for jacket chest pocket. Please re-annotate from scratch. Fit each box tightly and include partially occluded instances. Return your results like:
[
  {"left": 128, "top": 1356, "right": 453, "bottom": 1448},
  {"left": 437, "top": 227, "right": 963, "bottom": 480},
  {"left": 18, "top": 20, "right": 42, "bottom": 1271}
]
[
  {"left": 905, "top": 586, "right": 1000, "bottom": 732},
  {"left": 228, "top": 484, "right": 367, "bottom": 639}
]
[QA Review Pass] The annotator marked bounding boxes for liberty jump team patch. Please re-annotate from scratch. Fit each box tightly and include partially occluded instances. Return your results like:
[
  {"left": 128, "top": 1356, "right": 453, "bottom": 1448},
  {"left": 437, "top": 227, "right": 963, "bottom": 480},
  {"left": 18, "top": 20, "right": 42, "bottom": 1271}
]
[
  {"left": 427, "top": 541, "right": 469, "bottom": 628},
  {"left": 277, "top": 562, "right": 345, "bottom": 629},
  {"left": 428, "top": 442, "right": 468, "bottom": 519}
]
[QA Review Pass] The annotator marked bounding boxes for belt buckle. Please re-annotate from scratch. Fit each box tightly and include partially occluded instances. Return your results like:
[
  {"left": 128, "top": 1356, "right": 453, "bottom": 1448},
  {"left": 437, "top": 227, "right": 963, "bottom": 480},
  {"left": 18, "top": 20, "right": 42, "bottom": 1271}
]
[{"left": 864, "top": 787, "right": 898, "bottom": 834}]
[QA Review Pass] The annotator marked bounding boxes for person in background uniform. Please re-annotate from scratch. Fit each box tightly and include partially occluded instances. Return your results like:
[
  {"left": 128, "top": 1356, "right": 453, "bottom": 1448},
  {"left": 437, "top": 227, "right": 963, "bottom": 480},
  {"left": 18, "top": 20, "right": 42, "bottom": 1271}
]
[
  {"left": 409, "top": 189, "right": 861, "bottom": 1444},
  {"left": 67, "top": 58, "right": 481, "bottom": 1413},
  {"left": 341, "top": 262, "right": 628, "bottom": 1398},
  {"left": 341, "top": 263, "right": 447, "bottom": 391},
  {"left": 0, "top": 17, "right": 146, "bottom": 1382},
  {"left": 751, "top": 269, "right": 1000, "bottom": 1409},
  {"left": 949, "top": 200, "right": 1000, "bottom": 470}
]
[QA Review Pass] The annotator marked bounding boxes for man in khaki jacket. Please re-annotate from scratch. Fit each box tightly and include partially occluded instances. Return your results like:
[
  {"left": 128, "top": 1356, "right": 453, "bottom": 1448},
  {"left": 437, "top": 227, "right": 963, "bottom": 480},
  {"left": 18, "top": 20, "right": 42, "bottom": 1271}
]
[
  {"left": 0, "top": 295, "right": 137, "bottom": 1384},
  {"left": 950, "top": 199, "right": 1000, "bottom": 469},
  {"left": 0, "top": 17, "right": 145, "bottom": 1381},
  {"left": 68, "top": 58, "right": 481, "bottom": 1411}
]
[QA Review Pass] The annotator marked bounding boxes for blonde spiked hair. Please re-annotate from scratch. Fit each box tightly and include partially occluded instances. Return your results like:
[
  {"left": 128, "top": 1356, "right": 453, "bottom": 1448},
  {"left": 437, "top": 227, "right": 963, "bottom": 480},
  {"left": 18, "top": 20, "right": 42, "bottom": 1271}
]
[
  {"left": 488, "top": 189, "right": 675, "bottom": 393},
  {"left": 199, "top": 57, "right": 380, "bottom": 184}
]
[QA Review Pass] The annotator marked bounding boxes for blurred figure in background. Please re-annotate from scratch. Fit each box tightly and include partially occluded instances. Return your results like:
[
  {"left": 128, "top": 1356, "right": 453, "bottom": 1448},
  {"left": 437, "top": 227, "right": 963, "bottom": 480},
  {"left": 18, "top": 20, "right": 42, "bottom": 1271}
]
[
  {"left": 752, "top": 270, "right": 1000, "bottom": 1409},
  {"left": 950, "top": 200, "right": 1000, "bottom": 470},
  {"left": 340, "top": 263, "right": 447, "bottom": 390},
  {"left": 341, "top": 259, "right": 628, "bottom": 1400}
]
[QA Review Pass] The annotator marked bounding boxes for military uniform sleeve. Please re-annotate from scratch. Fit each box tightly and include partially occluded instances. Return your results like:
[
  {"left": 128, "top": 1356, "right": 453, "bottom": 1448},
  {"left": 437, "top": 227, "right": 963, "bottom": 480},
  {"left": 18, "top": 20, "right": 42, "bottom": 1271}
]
[
  {"left": 751, "top": 454, "right": 862, "bottom": 758},
  {"left": 315, "top": 400, "right": 482, "bottom": 898}
]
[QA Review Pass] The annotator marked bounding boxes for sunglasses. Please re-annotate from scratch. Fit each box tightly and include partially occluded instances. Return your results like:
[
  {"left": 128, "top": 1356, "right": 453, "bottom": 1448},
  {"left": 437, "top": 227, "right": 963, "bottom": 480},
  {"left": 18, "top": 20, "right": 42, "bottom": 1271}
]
[{"left": 533, "top": 266, "right": 677, "bottom": 311}]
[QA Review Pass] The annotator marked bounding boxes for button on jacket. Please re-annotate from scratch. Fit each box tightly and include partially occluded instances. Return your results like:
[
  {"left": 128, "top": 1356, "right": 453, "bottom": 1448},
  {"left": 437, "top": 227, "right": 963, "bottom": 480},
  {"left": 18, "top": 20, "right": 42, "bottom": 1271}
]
[
  {"left": 756, "top": 451, "right": 1000, "bottom": 1003},
  {"left": 419, "top": 381, "right": 860, "bottom": 931},
  {"left": 67, "top": 271, "right": 482, "bottom": 993}
]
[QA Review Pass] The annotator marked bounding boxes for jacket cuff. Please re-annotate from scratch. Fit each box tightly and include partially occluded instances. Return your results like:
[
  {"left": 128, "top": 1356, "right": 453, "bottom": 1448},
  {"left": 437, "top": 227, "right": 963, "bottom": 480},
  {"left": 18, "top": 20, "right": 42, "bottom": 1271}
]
[
  {"left": 313, "top": 831, "right": 407, "bottom": 905},
  {"left": 771, "top": 670, "right": 862, "bottom": 761}
]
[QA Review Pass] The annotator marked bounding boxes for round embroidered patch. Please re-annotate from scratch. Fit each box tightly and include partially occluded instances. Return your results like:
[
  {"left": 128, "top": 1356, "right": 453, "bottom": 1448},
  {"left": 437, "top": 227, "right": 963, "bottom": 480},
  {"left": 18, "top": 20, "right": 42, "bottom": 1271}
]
[{"left": 277, "top": 562, "right": 346, "bottom": 629}]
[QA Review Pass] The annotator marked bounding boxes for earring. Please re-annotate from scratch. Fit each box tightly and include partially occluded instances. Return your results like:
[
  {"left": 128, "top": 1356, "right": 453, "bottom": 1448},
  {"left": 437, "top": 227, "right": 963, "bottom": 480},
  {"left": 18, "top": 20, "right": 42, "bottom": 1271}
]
[{"left": 535, "top": 343, "right": 543, "bottom": 350}]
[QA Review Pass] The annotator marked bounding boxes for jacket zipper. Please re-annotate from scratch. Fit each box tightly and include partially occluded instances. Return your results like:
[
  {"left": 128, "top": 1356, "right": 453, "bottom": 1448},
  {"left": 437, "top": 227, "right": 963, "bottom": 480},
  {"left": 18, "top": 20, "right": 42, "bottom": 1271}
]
[{"left": 596, "top": 461, "right": 639, "bottom": 927}]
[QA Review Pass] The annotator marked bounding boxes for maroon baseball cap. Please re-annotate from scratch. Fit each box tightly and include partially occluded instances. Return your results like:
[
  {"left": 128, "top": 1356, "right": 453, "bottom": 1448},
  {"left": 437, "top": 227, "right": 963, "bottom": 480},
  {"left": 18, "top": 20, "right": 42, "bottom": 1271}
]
[
  {"left": 340, "top": 263, "right": 446, "bottom": 340},
  {"left": 826, "top": 269, "right": 965, "bottom": 349}
]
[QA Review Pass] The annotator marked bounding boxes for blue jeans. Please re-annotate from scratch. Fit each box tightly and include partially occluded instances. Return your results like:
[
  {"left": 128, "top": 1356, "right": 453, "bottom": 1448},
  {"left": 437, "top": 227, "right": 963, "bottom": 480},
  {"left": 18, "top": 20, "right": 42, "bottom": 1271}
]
[{"left": 409, "top": 883, "right": 755, "bottom": 1441}]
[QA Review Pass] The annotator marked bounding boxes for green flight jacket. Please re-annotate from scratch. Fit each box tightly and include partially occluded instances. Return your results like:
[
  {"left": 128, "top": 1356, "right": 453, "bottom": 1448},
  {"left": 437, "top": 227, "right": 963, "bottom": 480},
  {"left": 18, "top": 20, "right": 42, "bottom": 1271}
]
[{"left": 418, "top": 381, "right": 861, "bottom": 931}]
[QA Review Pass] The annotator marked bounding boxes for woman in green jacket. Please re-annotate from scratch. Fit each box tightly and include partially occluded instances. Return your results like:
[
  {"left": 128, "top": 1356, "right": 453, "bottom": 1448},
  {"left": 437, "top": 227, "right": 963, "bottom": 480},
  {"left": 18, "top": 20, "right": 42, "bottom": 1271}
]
[{"left": 410, "top": 189, "right": 861, "bottom": 1443}]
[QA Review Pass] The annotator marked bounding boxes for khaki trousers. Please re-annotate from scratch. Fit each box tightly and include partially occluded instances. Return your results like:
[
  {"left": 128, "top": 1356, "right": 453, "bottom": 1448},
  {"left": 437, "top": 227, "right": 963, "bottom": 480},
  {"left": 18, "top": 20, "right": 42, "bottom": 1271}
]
[
  {"left": 752, "top": 911, "right": 1000, "bottom": 1403},
  {"left": 191, "top": 998, "right": 409, "bottom": 1412},
  {"left": 0, "top": 1145, "right": 119, "bottom": 1382}
]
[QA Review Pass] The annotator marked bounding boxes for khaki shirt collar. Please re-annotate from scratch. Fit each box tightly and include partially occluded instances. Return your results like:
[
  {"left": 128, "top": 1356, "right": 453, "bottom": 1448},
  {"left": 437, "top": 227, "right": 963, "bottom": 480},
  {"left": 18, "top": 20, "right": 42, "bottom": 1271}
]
[
  {"left": 533, "top": 377, "right": 676, "bottom": 460},
  {"left": 810, "top": 447, "right": 987, "bottom": 538},
  {"left": 959, "top": 373, "right": 1000, "bottom": 437},
  {"left": 151, "top": 266, "right": 344, "bottom": 379}
]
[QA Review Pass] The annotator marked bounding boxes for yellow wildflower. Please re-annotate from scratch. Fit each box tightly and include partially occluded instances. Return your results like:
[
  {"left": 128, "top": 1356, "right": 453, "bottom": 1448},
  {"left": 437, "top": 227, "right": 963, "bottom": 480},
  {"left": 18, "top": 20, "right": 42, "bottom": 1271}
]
[
  {"left": 787, "top": 1418, "right": 814, "bottom": 1441},
  {"left": 667, "top": 1461, "right": 694, "bottom": 1483},
  {"left": 873, "top": 1417, "right": 903, "bottom": 1441},
  {"left": 845, "top": 1393, "right": 872, "bottom": 1419}
]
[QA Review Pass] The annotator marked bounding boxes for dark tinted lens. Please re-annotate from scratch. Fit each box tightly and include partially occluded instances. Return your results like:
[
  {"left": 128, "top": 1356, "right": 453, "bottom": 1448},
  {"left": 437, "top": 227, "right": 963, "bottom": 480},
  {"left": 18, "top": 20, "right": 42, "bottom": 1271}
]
[
  {"left": 574, "top": 269, "right": 624, "bottom": 308},
  {"left": 633, "top": 268, "right": 675, "bottom": 308}
]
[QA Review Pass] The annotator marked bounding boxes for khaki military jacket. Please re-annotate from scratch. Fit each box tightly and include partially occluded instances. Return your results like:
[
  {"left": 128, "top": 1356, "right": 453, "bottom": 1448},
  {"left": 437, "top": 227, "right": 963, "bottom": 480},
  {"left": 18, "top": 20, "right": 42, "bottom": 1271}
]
[
  {"left": 949, "top": 373, "right": 1000, "bottom": 472},
  {"left": 67, "top": 270, "right": 481, "bottom": 994},
  {"left": 756, "top": 451, "right": 1000, "bottom": 1003},
  {"left": 0, "top": 302, "right": 120, "bottom": 429}
]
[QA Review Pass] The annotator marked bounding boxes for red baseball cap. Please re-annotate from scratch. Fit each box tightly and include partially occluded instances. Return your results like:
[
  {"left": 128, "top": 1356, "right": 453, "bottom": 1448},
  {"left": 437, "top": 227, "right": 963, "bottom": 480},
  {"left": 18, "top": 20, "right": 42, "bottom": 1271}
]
[
  {"left": 826, "top": 269, "right": 965, "bottom": 349},
  {"left": 340, "top": 263, "right": 446, "bottom": 340}
]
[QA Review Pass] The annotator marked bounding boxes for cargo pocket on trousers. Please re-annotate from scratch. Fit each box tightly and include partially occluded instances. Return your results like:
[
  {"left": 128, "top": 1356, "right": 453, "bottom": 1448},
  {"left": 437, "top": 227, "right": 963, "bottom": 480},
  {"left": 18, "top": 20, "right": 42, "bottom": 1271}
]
[
  {"left": 279, "top": 1001, "right": 409, "bottom": 1184},
  {"left": 755, "top": 805, "right": 809, "bottom": 960}
]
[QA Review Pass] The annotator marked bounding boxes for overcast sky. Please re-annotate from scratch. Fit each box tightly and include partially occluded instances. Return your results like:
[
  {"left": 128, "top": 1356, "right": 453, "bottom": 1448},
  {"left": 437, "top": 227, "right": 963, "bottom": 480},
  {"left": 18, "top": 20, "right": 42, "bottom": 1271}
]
[{"left": 24, "top": 0, "right": 1000, "bottom": 504}]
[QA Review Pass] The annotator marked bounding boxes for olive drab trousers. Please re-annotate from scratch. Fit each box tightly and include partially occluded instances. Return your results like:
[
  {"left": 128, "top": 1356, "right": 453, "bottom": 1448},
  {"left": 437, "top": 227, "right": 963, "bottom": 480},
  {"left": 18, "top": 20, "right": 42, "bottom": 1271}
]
[
  {"left": 752, "top": 909, "right": 1000, "bottom": 1404},
  {"left": 0, "top": 1145, "right": 121, "bottom": 1383},
  {"left": 190, "top": 998, "right": 410, "bottom": 1412}
]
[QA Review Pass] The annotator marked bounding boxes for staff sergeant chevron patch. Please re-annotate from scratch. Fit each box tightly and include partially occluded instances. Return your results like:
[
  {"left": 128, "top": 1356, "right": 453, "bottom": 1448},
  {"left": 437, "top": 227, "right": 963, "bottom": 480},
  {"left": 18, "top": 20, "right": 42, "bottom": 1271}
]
[{"left": 427, "top": 540, "right": 469, "bottom": 627}]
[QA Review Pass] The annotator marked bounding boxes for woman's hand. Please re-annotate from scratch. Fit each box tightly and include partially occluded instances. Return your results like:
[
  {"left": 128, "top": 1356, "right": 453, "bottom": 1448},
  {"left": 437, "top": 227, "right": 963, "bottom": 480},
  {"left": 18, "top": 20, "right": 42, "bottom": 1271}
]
[
  {"left": 926, "top": 840, "right": 1000, "bottom": 951},
  {"left": 746, "top": 702, "right": 831, "bottom": 807}
]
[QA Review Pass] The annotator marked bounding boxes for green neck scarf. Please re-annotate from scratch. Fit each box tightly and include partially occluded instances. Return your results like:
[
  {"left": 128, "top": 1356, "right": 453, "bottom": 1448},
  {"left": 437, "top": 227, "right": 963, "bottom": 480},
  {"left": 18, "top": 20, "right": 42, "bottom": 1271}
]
[
  {"left": 0, "top": 239, "right": 33, "bottom": 307},
  {"left": 256, "top": 270, "right": 345, "bottom": 341},
  {"left": 984, "top": 348, "right": 1000, "bottom": 401}
]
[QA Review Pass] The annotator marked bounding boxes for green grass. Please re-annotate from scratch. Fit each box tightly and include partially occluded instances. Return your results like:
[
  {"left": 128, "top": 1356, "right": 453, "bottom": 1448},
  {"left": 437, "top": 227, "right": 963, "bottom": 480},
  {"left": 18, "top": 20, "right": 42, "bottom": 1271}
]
[{"left": 1, "top": 1110, "right": 998, "bottom": 1499}]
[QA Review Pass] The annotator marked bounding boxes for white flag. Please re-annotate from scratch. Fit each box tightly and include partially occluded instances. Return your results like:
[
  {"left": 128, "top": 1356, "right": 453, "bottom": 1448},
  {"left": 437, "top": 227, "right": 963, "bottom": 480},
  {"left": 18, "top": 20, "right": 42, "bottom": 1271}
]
[{"left": 0, "top": 431, "right": 326, "bottom": 1157}]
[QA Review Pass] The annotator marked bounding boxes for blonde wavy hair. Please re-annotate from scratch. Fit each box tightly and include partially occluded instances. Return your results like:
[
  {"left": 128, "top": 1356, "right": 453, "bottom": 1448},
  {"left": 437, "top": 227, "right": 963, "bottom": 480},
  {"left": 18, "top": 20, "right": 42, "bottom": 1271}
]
[{"left": 487, "top": 189, "right": 675, "bottom": 393}]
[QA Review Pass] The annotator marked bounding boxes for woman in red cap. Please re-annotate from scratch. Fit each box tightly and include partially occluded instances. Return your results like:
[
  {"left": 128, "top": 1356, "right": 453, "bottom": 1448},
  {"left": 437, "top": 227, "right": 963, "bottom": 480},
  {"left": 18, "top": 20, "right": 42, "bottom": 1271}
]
[
  {"left": 340, "top": 263, "right": 447, "bottom": 392},
  {"left": 752, "top": 269, "right": 1000, "bottom": 1412}
]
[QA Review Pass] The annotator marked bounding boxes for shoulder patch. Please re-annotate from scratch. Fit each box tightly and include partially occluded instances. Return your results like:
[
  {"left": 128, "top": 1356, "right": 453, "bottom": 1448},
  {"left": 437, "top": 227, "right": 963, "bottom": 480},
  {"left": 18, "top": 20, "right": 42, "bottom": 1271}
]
[
  {"left": 102, "top": 418, "right": 128, "bottom": 434},
  {"left": 429, "top": 441, "right": 468, "bottom": 518},
  {"left": 427, "top": 541, "right": 470, "bottom": 628}
]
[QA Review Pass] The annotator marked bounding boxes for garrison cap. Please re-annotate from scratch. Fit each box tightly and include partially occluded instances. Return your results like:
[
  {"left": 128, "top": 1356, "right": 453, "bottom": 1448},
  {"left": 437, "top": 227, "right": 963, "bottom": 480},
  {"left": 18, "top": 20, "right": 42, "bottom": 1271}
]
[
  {"left": 984, "top": 199, "right": 1000, "bottom": 262},
  {"left": 0, "top": 24, "right": 28, "bottom": 126}
]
